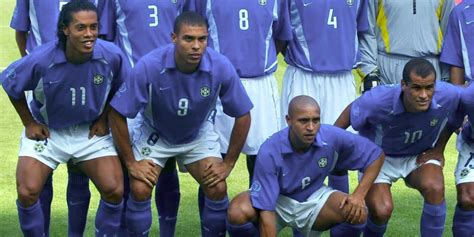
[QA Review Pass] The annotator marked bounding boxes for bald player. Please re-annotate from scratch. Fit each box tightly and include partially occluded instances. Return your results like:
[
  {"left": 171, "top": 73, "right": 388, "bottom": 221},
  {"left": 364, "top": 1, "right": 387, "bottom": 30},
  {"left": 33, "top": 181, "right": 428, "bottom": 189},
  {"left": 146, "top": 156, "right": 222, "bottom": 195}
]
[{"left": 226, "top": 96, "right": 384, "bottom": 237}]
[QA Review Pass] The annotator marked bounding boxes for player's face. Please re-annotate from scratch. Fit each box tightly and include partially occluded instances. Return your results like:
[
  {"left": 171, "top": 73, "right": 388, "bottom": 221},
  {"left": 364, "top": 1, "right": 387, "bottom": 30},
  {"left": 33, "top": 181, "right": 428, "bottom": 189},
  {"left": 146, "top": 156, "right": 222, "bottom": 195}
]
[
  {"left": 63, "top": 10, "right": 98, "bottom": 63},
  {"left": 172, "top": 24, "right": 208, "bottom": 73},
  {"left": 286, "top": 105, "right": 321, "bottom": 151},
  {"left": 402, "top": 72, "right": 436, "bottom": 113}
]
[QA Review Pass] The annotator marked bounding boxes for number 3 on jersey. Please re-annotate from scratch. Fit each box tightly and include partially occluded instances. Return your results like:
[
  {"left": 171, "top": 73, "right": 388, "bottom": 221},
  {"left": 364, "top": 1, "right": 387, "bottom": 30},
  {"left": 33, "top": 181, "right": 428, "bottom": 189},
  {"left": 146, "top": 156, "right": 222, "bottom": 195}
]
[
  {"left": 327, "top": 9, "right": 337, "bottom": 29},
  {"left": 177, "top": 98, "right": 189, "bottom": 116},
  {"left": 148, "top": 5, "right": 158, "bottom": 27}
]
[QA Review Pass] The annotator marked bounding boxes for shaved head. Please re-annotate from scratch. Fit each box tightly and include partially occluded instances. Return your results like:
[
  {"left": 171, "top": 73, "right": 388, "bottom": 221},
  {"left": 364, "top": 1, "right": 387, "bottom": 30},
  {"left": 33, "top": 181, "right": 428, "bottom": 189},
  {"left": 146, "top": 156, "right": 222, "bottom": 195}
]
[{"left": 288, "top": 95, "right": 320, "bottom": 117}]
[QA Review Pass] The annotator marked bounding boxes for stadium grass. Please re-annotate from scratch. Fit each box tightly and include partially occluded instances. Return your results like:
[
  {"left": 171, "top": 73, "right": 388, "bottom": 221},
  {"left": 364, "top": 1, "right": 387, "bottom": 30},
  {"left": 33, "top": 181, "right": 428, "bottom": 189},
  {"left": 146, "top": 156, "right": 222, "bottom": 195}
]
[{"left": 0, "top": 0, "right": 460, "bottom": 236}]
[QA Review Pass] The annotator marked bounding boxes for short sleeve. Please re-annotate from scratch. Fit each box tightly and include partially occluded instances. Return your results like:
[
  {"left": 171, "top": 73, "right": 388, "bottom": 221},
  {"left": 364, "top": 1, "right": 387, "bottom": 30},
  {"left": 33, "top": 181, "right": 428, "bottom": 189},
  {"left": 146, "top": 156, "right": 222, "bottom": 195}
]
[
  {"left": 440, "top": 8, "right": 463, "bottom": 68},
  {"left": 250, "top": 146, "right": 281, "bottom": 211},
  {"left": 10, "top": 0, "right": 30, "bottom": 31},
  {"left": 2, "top": 56, "right": 41, "bottom": 99},
  {"left": 218, "top": 60, "right": 253, "bottom": 117}
]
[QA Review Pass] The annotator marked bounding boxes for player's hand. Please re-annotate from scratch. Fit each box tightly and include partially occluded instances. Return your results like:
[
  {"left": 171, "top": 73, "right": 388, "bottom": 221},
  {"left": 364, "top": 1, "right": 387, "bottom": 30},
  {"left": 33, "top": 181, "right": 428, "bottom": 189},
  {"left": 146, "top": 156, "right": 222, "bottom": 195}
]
[
  {"left": 416, "top": 149, "right": 445, "bottom": 167},
  {"left": 25, "top": 122, "right": 50, "bottom": 141},
  {"left": 89, "top": 118, "right": 109, "bottom": 138},
  {"left": 339, "top": 193, "right": 368, "bottom": 224},
  {"left": 202, "top": 161, "right": 231, "bottom": 187},
  {"left": 127, "top": 160, "right": 159, "bottom": 188},
  {"left": 361, "top": 69, "right": 381, "bottom": 93}
]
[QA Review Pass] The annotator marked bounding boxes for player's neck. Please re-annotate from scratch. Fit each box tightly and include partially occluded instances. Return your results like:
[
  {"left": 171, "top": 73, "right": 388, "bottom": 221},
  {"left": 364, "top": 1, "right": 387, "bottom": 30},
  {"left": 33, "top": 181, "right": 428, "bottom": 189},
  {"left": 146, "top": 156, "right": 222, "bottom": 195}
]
[
  {"left": 65, "top": 47, "right": 92, "bottom": 64},
  {"left": 289, "top": 134, "right": 311, "bottom": 153}
]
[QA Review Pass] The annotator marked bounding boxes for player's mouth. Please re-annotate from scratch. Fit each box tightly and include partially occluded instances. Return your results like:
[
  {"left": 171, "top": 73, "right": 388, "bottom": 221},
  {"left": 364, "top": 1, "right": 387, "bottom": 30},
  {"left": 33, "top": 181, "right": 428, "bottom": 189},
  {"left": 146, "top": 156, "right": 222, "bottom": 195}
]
[
  {"left": 304, "top": 134, "right": 315, "bottom": 141},
  {"left": 417, "top": 100, "right": 429, "bottom": 107},
  {"left": 189, "top": 53, "right": 202, "bottom": 60},
  {"left": 82, "top": 40, "right": 95, "bottom": 49}
]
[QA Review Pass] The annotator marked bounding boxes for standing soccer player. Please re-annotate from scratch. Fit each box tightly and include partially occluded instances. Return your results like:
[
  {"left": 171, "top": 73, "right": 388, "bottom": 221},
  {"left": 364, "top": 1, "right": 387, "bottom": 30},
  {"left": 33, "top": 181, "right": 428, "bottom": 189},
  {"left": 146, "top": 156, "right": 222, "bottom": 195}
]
[
  {"left": 439, "top": 2, "right": 474, "bottom": 235},
  {"left": 2, "top": 0, "right": 129, "bottom": 236},
  {"left": 358, "top": 0, "right": 454, "bottom": 85},
  {"left": 9, "top": 1, "right": 98, "bottom": 235},
  {"left": 335, "top": 58, "right": 462, "bottom": 237},
  {"left": 98, "top": 1, "right": 192, "bottom": 235},
  {"left": 108, "top": 12, "right": 252, "bottom": 236},
  {"left": 226, "top": 95, "right": 385, "bottom": 237}
]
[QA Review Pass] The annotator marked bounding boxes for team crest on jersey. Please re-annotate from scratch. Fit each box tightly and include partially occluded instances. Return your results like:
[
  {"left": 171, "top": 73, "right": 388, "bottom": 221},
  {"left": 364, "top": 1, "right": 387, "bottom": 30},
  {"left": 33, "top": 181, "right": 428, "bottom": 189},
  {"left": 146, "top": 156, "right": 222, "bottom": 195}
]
[
  {"left": 34, "top": 143, "right": 45, "bottom": 153},
  {"left": 200, "top": 86, "right": 211, "bottom": 97},
  {"left": 6, "top": 68, "right": 16, "bottom": 80},
  {"left": 347, "top": 0, "right": 354, "bottom": 6},
  {"left": 93, "top": 74, "right": 104, "bottom": 85},
  {"left": 460, "top": 168, "right": 470, "bottom": 178},
  {"left": 318, "top": 157, "right": 328, "bottom": 168},
  {"left": 258, "top": 0, "right": 267, "bottom": 6},
  {"left": 430, "top": 118, "right": 438, "bottom": 127},
  {"left": 250, "top": 181, "right": 262, "bottom": 192},
  {"left": 141, "top": 147, "right": 152, "bottom": 156}
]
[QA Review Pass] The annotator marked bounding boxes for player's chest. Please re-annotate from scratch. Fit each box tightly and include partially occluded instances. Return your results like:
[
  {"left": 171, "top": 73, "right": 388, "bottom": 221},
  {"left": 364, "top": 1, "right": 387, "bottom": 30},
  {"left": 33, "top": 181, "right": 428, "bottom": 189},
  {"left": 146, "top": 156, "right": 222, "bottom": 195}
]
[{"left": 382, "top": 113, "right": 446, "bottom": 142}]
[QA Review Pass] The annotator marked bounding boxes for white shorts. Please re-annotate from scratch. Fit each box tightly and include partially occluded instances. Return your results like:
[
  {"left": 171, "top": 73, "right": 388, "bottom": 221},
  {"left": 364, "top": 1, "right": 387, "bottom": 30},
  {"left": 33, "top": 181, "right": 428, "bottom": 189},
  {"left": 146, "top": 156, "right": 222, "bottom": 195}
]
[
  {"left": 214, "top": 74, "right": 281, "bottom": 155},
  {"left": 377, "top": 52, "right": 441, "bottom": 85},
  {"left": 281, "top": 66, "right": 356, "bottom": 127},
  {"left": 275, "top": 185, "right": 337, "bottom": 236},
  {"left": 131, "top": 121, "right": 222, "bottom": 168},
  {"left": 374, "top": 155, "right": 441, "bottom": 184},
  {"left": 18, "top": 123, "right": 117, "bottom": 169},
  {"left": 455, "top": 135, "right": 474, "bottom": 185}
]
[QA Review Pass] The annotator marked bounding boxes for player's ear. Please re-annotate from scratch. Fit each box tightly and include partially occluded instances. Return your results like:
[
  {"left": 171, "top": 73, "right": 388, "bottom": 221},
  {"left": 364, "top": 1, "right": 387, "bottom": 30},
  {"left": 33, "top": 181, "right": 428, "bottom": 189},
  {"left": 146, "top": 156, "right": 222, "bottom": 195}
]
[
  {"left": 62, "top": 24, "right": 70, "bottom": 36},
  {"left": 171, "top": 32, "right": 177, "bottom": 44},
  {"left": 285, "top": 114, "right": 291, "bottom": 125}
]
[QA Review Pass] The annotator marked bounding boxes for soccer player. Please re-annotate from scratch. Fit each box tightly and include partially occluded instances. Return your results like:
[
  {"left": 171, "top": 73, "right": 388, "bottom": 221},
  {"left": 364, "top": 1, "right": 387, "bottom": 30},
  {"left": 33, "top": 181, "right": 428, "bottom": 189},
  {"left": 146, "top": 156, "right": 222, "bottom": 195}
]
[
  {"left": 1, "top": 0, "right": 128, "bottom": 236},
  {"left": 97, "top": 1, "right": 192, "bottom": 235},
  {"left": 9, "top": 1, "right": 97, "bottom": 235},
  {"left": 439, "top": 2, "right": 474, "bottom": 236},
  {"left": 358, "top": 0, "right": 454, "bottom": 85},
  {"left": 108, "top": 12, "right": 252, "bottom": 236},
  {"left": 335, "top": 58, "right": 462, "bottom": 237},
  {"left": 226, "top": 95, "right": 384, "bottom": 237},
  {"left": 193, "top": 0, "right": 291, "bottom": 181}
]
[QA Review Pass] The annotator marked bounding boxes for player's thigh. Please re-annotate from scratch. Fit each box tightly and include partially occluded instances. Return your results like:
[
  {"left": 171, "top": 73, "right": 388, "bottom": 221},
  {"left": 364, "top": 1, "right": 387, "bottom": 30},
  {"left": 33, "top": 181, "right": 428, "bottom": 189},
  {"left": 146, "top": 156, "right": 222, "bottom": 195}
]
[
  {"left": 16, "top": 156, "right": 54, "bottom": 204},
  {"left": 312, "top": 191, "right": 347, "bottom": 231},
  {"left": 185, "top": 156, "right": 227, "bottom": 197},
  {"left": 406, "top": 162, "right": 444, "bottom": 199},
  {"left": 78, "top": 156, "right": 123, "bottom": 197}
]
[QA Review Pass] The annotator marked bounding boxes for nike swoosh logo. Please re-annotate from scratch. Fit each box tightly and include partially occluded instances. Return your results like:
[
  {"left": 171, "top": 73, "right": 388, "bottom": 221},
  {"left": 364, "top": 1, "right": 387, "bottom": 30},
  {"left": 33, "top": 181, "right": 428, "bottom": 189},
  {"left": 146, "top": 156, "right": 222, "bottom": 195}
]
[
  {"left": 303, "top": 2, "right": 312, "bottom": 6},
  {"left": 69, "top": 200, "right": 88, "bottom": 206}
]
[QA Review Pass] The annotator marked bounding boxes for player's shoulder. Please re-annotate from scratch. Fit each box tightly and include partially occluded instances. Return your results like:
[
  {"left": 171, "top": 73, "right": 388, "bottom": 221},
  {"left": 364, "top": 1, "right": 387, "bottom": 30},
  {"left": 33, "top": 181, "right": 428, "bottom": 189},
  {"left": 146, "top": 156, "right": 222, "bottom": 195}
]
[
  {"left": 258, "top": 128, "right": 288, "bottom": 160},
  {"left": 357, "top": 84, "right": 398, "bottom": 109},
  {"left": 136, "top": 44, "right": 173, "bottom": 71},
  {"left": 204, "top": 47, "right": 236, "bottom": 72},
  {"left": 94, "top": 39, "right": 125, "bottom": 59},
  {"left": 22, "top": 41, "right": 59, "bottom": 67},
  {"left": 318, "top": 124, "right": 355, "bottom": 144},
  {"left": 434, "top": 81, "right": 462, "bottom": 101}
]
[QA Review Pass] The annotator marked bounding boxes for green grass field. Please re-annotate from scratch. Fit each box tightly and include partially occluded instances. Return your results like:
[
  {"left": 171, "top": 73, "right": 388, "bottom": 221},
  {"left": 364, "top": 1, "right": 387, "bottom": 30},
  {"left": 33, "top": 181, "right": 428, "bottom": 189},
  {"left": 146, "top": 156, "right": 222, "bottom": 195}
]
[{"left": 0, "top": 0, "right": 462, "bottom": 236}]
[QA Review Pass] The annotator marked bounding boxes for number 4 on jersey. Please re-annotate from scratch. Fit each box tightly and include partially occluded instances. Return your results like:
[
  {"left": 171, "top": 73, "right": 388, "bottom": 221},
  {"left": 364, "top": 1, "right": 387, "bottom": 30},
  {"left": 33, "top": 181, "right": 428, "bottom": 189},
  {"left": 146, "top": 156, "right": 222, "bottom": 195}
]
[{"left": 327, "top": 9, "right": 337, "bottom": 29}]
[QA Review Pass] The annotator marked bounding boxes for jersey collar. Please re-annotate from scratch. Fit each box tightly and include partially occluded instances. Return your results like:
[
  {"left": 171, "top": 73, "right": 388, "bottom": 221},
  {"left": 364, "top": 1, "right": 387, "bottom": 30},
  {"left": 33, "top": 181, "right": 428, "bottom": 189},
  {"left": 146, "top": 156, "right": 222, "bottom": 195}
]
[
  {"left": 52, "top": 40, "right": 106, "bottom": 64},
  {"left": 280, "top": 127, "right": 325, "bottom": 155}
]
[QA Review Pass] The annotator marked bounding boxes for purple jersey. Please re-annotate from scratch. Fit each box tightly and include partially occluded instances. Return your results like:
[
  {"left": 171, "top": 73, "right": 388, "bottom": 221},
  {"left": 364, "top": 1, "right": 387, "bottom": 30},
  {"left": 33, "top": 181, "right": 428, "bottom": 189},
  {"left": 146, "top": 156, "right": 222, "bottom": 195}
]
[
  {"left": 350, "top": 81, "right": 462, "bottom": 157},
  {"left": 250, "top": 125, "right": 382, "bottom": 211},
  {"left": 98, "top": 0, "right": 190, "bottom": 66},
  {"left": 460, "top": 82, "right": 474, "bottom": 143},
  {"left": 10, "top": 0, "right": 97, "bottom": 52},
  {"left": 284, "top": 0, "right": 369, "bottom": 73},
  {"left": 440, "top": 0, "right": 474, "bottom": 81},
  {"left": 194, "top": 0, "right": 292, "bottom": 77},
  {"left": 110, "top": 44, "right": 253, "bottom": 145},
  {"left": 1, "top": 40, "right": 130, "bottom": 129}
]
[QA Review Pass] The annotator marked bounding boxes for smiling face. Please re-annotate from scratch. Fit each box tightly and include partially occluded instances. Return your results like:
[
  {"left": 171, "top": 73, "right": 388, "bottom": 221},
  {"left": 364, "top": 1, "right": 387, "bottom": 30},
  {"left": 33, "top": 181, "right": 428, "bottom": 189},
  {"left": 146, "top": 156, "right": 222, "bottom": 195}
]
[
  {"left": 401, "top": 72, "right": 436, "bottom": 113},
  {"left": 172, "top": 24, "right": 208, "bottom": 73},
  {"left": 63, "top": 10, "right": 98, "bottom": 63}
]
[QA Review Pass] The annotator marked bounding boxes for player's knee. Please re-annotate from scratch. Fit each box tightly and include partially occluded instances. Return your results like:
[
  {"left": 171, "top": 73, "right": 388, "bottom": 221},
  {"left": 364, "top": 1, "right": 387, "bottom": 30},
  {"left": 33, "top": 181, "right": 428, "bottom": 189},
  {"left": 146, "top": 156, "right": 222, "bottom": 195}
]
[
  {"left": 130, "top": 183, "right": 153, "bottom": 201},
  {"left": 457, "top": 187, "right": 474, "bottom": 211},
  {"left": 369, "top": 201, "right": 393, "bottom": 223},
  {"left": 204, "top": 181, "right": 227, "bottom": 200},
  {"left": 100, "top": 183, "right": 124, "bottom": 204},
  {"left": 227, "top": 193, "right": 255, "bottom": 225},
  {"left": 17, "top": 183, "right": 41, "bottom": 207},
  {"left": 420, "top": 181, "right": 445, "bottom": 203}
]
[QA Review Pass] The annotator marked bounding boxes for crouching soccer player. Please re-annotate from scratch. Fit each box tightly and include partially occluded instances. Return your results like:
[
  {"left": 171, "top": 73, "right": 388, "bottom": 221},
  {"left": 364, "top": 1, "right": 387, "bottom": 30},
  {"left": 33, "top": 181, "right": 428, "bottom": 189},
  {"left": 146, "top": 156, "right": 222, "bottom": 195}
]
[
  {"left": 1, "top": 0, "right": 129, "bottom": 236},
  {"left": 335, "top": 58, "right": 462, "bottom": 237},
  {"left": 226, "top": 95, "right": 385, "bottom": 237},
  {"left": 108, "top": 12, "right": 252, "bottom": 236}
]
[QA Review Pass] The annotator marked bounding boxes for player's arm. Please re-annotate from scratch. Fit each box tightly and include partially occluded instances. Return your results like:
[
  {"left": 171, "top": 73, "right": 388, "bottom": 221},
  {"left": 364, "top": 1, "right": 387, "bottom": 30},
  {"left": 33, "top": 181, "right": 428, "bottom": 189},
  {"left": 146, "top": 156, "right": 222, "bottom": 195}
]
[
  {"left": 9, "top": 96, "right": 49, "bottom": 140},
  {"left": 109, "top": 108, "right": 158, "bottom": 188},
  {"left": 450, "top": 66, "right": 465, "bottom": 85},
  {"left": 15, "top": 30, "right": 28, "bottom": 57},
  {"left": 343, "top": 151, "right": 384, "bottom": 224},
  {"left": 259, "top": 210, "right": 277, "bottom": 237},
  {"left": 203, "top": 112, "right": 251, "bottom": 187},
  {"left": 416, "top": 126, "right": 454, "bottom": 166},
  {"left": 88, "top": 104, "right": 111, "bottom": 138},
  {"left": 334, "top": 103, "right": 352, "bottom": 129}
]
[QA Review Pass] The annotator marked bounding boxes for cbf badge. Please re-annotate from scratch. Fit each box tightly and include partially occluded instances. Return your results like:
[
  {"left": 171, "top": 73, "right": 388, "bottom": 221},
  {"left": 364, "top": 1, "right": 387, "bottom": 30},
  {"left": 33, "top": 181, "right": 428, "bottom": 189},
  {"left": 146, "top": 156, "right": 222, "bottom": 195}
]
[
  {"left": 200, "top": 86, "right": 211, "bottom": 97},
  {"left": 258, "top": 0, "right": 267, "bottom": 6},
  {"left": 93, "top": 74, "right": 104, "bottom": 85},
  {"left": 460, "top": 168, "right": 470, "bottom": 178},
  {"left": 34, "top": 143, "right": 45, "bottom": 153},
  {"left": 141, "top": 147, "right": 152, "bottom": 156},
  {"left": 347, "top": 0, "right": 354, "bottom": 6},
  {"left": 318, "top": 157, "right": 328, "bottom": 168},
  {"left": 430, "top": 118, "right": 438, "bottom": 127}
]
